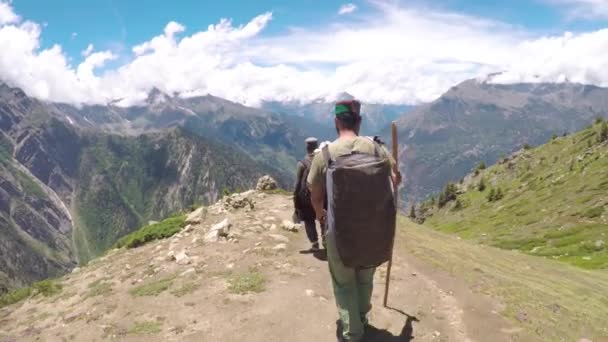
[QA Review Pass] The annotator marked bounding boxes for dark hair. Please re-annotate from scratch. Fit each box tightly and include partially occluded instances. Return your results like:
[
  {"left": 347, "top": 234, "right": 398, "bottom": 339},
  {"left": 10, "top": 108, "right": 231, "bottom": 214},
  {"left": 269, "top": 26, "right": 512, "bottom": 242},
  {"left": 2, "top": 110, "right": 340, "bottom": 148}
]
[
  {"left": 337, "top": 114, "right": 361, "bottom": 131},
  {"left": 306, "top": 144, "right": 317, "bottom": 153}
]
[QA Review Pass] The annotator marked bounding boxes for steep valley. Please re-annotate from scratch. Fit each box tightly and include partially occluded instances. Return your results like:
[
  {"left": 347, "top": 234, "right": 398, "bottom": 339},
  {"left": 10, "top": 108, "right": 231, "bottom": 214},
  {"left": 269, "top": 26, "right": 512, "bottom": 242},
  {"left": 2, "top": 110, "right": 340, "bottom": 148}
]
[{"left": 0, "top": 83, "right": 293, "bottom": 292}]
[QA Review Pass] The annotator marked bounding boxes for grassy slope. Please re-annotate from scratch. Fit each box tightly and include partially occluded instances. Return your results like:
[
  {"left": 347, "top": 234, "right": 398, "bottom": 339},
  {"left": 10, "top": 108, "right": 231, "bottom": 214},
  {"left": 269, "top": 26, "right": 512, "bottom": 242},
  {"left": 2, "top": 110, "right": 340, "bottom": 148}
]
[
  {"left": 425, "top": 122, "right": 608, "bottom": 269},
  {"left": 399, "top": 217, "right": 608, "bottom": 341}
]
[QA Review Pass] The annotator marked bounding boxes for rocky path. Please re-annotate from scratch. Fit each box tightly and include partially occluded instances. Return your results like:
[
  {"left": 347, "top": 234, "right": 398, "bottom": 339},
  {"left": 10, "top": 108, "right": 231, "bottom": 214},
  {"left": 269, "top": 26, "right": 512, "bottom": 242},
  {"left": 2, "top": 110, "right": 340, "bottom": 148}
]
[{"left": 0, "top": 191, "right": 523, "bottom": 342}]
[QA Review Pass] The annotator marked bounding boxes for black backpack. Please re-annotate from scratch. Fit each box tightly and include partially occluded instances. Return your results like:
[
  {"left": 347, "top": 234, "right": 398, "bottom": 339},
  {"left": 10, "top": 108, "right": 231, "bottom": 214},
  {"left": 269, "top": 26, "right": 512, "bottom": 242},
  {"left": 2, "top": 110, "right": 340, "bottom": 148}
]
[
  {"left": 323, "top": 142, "right": 396, "bottom": 268},
  {"left": 297, "top": 158, "right": 312, "bottom": 206}
]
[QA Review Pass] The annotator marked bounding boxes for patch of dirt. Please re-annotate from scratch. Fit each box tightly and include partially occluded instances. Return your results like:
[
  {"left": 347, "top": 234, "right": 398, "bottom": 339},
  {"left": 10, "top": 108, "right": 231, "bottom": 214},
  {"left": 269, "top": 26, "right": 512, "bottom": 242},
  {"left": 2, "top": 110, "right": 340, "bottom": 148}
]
[{"left": 0, "top": 192, "right": 531, "bottom": 341}]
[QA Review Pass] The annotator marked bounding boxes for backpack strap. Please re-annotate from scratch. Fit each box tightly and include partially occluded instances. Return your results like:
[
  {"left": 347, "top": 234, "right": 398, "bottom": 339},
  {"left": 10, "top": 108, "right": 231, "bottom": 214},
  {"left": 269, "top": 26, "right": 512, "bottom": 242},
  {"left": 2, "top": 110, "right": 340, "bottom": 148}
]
[
  {"left": 322, "top": 145, "right": 332, "bottom": 165},
  {"left": 364, "top": 136, "right": 382, "bottom": 157}
]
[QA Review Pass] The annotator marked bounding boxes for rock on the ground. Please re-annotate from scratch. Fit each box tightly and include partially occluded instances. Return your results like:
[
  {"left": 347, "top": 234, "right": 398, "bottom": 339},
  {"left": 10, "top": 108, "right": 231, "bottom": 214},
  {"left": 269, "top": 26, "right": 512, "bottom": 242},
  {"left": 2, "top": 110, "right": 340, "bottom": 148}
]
[
  {"left": 305, "top": 289, "right": 315, "bottom": 297},
  {"left": 281, "top": 220, "right": 300, "bottom": 232},
  {"left": 256, "top": 175, "right": 278, "bottom": 191},
  {"left": 595, "top": 240, "right": 605, "bottom": 249},
  {"left": 186, "top": 207, "right": 206, "bottom": 224},
  {"left": 224, "top": 193, "right": 255, "bottom": 210},
  {"left": 180, "top": 268, "right": 196, "bottom": 277},
  {"left": 273, "top": 243, "right": 288, "bottom": 251},
  {"left": 269, "top": 234, "right": 290, "bottom": 243},
  {"left": 175, "top": 251, "right": 192, "bottom": 265},
  {"left": 166, "top": 251, "right": 176, "bottom": 261},
  {"left": 204, "top": 218, "right": 232, "bottom": 242}
]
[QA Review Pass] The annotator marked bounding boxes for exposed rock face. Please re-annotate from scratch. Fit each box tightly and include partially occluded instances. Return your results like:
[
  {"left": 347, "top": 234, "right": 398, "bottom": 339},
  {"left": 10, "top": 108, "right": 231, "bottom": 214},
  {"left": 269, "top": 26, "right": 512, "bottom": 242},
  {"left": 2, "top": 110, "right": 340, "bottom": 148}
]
[{"left": 0, "top": 83, "right": 287, "bottom": 292}]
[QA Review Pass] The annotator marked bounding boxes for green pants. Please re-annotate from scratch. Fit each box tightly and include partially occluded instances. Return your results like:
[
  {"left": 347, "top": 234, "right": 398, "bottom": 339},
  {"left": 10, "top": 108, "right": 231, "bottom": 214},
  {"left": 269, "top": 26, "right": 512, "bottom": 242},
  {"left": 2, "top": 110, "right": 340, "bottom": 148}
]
[{"left": 326, "top": 231, "right": 376, "bottom": 342}]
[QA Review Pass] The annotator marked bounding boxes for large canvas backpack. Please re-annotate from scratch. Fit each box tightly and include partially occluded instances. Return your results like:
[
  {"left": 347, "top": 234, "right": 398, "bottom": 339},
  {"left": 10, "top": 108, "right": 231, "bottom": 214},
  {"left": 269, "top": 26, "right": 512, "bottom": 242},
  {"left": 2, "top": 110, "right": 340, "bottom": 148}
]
[
  {"left": 297, "top": 158, "right": 312, "bottom": 206},
  {"left": 323, "top": 142, "right": 396, "bottom": 268}
]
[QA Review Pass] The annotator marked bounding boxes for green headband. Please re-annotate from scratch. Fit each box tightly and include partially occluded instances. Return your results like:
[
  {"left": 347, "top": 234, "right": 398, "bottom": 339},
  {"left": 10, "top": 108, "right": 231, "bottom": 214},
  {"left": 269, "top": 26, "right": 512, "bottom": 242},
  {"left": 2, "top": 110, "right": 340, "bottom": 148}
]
[{"left": 335, "top": 104, "right": 352, "bottom": 117}]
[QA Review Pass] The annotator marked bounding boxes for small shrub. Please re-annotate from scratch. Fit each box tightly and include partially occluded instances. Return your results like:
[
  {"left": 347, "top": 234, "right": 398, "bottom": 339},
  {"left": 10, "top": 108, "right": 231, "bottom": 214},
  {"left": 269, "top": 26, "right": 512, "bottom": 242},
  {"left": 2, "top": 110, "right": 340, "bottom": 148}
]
[
  {"left": 87, "top": 279, "right": 113, "bottom": 298},
  {"left": 129, "top": 321, "right": 161, "bottom": 335},
  {"left": 595, "top": 116, "right": 604, "bottom": 125},
  {"left": 0, "top": 287, "right": 32, "bottom": 308},
  {"left": 409, "top": 205, "right": 416, "bottom": 219},
  {"left": 523, "top": 143, "right": 531, "bottom": 150},
  {"left": 487, "top": 188, "right": 504, "bottom": 202},
  {"left": 581, "top": 206, "right": 604, "bottom": 219},
  {"left": 32, "top": 280, "right": 62, "bottom": 297},
  {"left": 551, "top": 133, "right": 558, "bottom": 141},
  {"left": 228, "top": 271, "right": 266, "bottom": 294},
  {"left": 115, "top": 215, "right": 186, "bottom": 249}
]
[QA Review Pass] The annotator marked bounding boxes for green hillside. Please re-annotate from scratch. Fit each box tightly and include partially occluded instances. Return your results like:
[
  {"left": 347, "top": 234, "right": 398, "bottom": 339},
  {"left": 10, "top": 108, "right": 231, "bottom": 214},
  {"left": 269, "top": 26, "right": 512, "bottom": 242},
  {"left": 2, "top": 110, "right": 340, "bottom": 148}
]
[{"left": 421, "top": 120, "right": 608, "bottom": 269}]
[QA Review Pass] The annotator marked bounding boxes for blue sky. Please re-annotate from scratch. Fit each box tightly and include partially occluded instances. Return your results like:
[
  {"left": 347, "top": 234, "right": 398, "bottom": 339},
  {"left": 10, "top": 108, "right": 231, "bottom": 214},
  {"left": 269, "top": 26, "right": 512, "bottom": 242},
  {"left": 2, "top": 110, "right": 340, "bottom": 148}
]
[
  {"left": 10, "top": 0, "right": 607, "bottom": 64},
  {"left": 1, "top": 0, "right": 608, "bottom": 106}
]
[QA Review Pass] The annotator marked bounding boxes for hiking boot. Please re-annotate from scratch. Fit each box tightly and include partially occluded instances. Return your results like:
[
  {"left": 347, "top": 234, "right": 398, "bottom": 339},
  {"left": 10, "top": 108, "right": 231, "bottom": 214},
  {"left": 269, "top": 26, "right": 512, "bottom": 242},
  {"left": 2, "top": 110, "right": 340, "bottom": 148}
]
[{"left": 311, "top": 242, "right": 320, "bottom": 251}]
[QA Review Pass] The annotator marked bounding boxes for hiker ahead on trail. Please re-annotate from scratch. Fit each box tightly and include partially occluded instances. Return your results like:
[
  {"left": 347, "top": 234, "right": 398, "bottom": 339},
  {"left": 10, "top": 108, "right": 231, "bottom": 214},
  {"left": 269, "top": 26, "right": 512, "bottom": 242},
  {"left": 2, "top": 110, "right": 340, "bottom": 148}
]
[
  {"left": 307, "top": 99, "right": 401, "bottom": 342},
  {"left": 294, "top": 137, "right": 323, "bottom": 251}
]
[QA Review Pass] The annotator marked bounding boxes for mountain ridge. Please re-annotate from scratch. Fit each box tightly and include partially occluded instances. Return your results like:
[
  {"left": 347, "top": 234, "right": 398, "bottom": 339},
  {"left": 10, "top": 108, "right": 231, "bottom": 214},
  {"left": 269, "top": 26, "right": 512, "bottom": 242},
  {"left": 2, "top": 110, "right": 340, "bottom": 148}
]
[{"left": 392, "top": 78, "right": 608, "bottom": 203}]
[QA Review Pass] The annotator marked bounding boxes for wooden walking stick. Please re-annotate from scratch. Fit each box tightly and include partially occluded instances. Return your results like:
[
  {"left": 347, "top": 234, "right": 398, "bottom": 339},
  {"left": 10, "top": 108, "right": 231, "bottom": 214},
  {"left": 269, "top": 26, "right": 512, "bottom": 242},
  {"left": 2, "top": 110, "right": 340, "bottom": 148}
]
[{"left": 383, "top": 122, "right": 399, "bottom": 308}]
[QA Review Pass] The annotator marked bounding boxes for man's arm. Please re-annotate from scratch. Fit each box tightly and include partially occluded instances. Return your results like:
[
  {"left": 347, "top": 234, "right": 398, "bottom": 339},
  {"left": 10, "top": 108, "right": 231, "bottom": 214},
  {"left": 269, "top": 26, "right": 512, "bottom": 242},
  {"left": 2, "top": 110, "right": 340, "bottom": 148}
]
[
  {"left": 293, "top": 162, "right": 304, "bottom": 206},
  {"left": 310, "top": 181, "right": 326, "bottom": 223},
  {"left": 382, "top": 146, "right": 402, "bottom": 187},
  {"left": 307, "top": 153, "right": 326, "bottom": 223}
]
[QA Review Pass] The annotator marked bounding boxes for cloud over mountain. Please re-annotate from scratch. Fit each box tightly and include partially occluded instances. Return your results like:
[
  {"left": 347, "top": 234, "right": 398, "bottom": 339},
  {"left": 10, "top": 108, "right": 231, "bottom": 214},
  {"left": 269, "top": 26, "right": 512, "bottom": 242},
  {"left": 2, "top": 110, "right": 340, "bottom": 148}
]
[{"left": 0, "top": 1, "right": 608, "bottom": 106}]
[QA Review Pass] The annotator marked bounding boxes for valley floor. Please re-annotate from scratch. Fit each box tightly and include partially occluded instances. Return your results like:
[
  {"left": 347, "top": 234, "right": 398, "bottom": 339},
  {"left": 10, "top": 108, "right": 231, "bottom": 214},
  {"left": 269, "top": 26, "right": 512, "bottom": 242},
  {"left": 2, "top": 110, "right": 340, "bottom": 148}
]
[{"left": 0, "top": 193, "right": 606, "bottom": 342}]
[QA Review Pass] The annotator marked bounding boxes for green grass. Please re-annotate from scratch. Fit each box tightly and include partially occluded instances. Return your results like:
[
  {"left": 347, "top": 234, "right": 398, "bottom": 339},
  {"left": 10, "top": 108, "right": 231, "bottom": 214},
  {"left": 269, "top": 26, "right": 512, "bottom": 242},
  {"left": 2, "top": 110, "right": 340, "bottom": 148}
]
[
  {"left": 32, "top": 280, "right": 62, "bottom": 297},
  {"left": 128, "top": 321, "right": 162, "bottom": 335},
  {"left": 129, "top": 275, "right": 176, "bottom": 297},
  {"left": 0, "top": 279, "right": 62, "bottom": 308},
  {"left": 115, "top": 215, "right": 186, "bottom": 249},
  {"left": 227, "top": 271, "right": 266, "bottom": 294},
  {"left": 424, "top": 124, "right": 608, "bottom": 269},
  {"left": 170, "top": 282, "right": 201, "bottom": 297},
  {"left": 0, "top": 287, "right": 32, "bottom": 308},
  {"left": 86, "top": 278, "right": 113, "bottom": 298},
  {"left": 400, "top": 217, "right": 608, "bottom": 341}
]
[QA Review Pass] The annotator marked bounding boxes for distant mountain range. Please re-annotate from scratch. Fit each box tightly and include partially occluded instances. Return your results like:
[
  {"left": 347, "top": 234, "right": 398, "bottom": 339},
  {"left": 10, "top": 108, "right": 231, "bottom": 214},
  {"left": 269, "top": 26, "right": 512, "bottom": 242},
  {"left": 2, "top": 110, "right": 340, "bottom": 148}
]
[
  {"left": 0, "top": 83, "right": 305, "bottom": 291},
  {"left": 4, "top": 76, "right": 608, "bottom": 292},
  {"left": 263, "top": 92, "right": 412, "bottom": 138},
  {"left": 392, "top": 79, "right": 608, "bottom": 203}
]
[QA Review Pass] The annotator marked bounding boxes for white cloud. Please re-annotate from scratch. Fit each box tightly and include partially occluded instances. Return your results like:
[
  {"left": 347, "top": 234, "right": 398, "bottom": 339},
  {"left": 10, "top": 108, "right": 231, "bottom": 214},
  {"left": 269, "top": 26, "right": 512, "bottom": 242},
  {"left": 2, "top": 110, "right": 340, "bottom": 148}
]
[
  {"left": 71, "top": 32, "right": 77, "bottom": 39},
  {"left": 0, "top": 1, "right": 19, "bottom": 25},
  {"left": 81, "top": 43, "right": 94, "bottom": 57},
  {"left": 0, "top": 1, "right": 608, "bottom": 107},
  {"left": 338, "top": 3, "right": 358, "bottom": 15},
  {"left": 548, "top": 0, "right": 608, "bottom": 19}
]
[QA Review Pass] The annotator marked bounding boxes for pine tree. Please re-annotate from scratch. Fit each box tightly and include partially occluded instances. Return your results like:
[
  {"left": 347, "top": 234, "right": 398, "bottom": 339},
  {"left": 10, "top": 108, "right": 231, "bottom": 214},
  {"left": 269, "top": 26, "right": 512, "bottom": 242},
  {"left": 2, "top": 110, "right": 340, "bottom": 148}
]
[
  {"left": 495, "top": 188, "right": 504, "bottom": 201},
  {"left": 438, "top": 192, "right": 447, "bottom": 208},
  {"left": 487, "top": 188, "right": 496, "bottom": 202},
  {"left": 453, "top": 199, "right": 463, "bottom": 211},
  {"left": 474, "top": 161, "right": 486, "bottom": 175},
  {"left": 598, "top": 121, "right": 608, "bottom": 143},
  {"left": 478, "top": 178, "right": 486, "bottom": 192},
  {"left": 409, "top": 205, "right": 416, "bottom": 219}
]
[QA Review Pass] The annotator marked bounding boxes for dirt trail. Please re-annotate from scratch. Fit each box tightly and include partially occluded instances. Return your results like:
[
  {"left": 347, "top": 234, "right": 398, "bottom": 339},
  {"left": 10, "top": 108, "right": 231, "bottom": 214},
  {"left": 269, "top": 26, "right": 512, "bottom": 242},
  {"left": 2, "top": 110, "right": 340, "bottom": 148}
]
[{"left": 0, "top": 192, "right": 527, "bottom": 342}]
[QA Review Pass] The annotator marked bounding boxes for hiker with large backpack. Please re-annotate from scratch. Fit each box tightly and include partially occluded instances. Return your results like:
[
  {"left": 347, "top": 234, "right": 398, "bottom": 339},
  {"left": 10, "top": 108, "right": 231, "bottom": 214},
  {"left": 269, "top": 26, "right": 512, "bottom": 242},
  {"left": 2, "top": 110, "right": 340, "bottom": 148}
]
[
  {"left": 294, "top": 137, "right": 322, "bottom": 251},
  {"left": 307, "top": 100, "right": 401, "bottom": 342}
]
